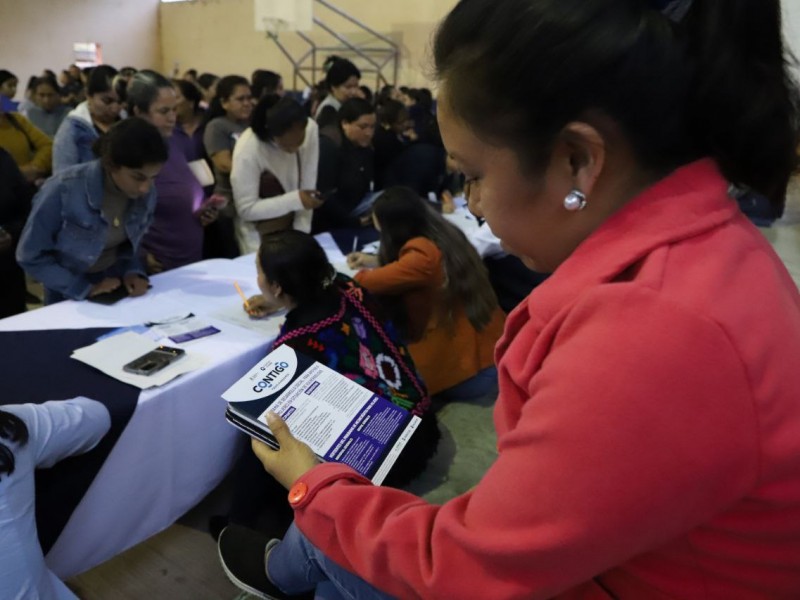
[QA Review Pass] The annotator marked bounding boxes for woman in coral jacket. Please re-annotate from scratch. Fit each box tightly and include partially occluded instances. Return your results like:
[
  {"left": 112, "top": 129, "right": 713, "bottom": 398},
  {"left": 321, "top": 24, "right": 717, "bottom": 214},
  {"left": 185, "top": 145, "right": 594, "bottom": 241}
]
[
  {"left": 216, "top": 0, "right": 800, "bottom": 598},
  {"left": 346, "top": 186, "right": 504, "bottom": 397}
]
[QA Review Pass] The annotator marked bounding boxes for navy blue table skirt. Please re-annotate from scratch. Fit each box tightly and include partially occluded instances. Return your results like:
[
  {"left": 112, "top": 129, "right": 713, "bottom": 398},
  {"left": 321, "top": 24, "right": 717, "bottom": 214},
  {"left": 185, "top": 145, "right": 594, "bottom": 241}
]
[{"left": 0, "top": 328, "right": 140, "bottom": 553}]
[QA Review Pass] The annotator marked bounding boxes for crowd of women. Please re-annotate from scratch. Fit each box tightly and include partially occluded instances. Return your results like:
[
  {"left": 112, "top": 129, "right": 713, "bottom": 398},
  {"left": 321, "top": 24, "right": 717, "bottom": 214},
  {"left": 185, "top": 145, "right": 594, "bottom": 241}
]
[
  {"left": 2, "top": 34, "right": 510, "bottom": 600},
  {"left": 4, "top": 0, "right": 800, "bottom": 597},
  {"left": 0, "top": 57, "right": 463, "bottom": 309}
]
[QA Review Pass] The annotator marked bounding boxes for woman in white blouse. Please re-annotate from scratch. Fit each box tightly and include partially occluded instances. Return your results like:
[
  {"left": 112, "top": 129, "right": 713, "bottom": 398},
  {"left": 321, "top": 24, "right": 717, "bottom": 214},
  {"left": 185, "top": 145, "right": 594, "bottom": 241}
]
[{"left": 231, "top": 95, "right": 322, "bottom": 254}]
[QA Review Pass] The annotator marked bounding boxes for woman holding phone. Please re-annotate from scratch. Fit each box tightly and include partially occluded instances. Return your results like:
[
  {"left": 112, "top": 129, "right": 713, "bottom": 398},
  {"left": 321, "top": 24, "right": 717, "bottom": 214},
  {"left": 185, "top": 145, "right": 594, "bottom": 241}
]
[
  {"left": 231, "top": 95, "right": 321, "bottom": 254},
  {"left": 127, "top": 70, "right": 222, "bottom": 273}
]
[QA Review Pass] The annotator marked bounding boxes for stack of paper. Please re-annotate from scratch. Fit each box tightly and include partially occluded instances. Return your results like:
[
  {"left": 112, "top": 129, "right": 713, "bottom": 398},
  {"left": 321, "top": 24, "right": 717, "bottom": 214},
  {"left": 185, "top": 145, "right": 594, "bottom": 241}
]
[{"left": 71, "top": 331, "right": 207, "bottom": 389}]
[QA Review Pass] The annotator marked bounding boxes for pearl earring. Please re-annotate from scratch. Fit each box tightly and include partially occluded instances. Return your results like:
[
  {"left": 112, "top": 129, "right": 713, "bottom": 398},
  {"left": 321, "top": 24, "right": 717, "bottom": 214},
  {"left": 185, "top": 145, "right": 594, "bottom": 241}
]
[{"left": 563, "top": 189, "right": 587, "bottom": 212}]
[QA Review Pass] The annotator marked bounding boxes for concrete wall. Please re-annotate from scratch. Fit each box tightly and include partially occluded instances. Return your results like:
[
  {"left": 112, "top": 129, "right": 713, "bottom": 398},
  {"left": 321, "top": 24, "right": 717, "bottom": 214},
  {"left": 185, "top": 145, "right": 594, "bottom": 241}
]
[
  {"left": 0, "top": 0, "right": 161, "bottom": 96},
  {"left": 159, "top": 0, "right": 457, "bottom": 91}
]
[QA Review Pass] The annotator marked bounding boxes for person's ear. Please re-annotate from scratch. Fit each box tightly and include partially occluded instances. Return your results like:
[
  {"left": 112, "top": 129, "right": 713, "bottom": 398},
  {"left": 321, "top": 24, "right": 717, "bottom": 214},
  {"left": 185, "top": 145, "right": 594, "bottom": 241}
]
[
  {"left": 132, "top": 105, "right": 143, "bottom": 117},
  {"left": 270, "top": 281, "right": 283, "bottom": 299},
  {"left": 557, "top": 121, "right": 606, "bottom": 198}
]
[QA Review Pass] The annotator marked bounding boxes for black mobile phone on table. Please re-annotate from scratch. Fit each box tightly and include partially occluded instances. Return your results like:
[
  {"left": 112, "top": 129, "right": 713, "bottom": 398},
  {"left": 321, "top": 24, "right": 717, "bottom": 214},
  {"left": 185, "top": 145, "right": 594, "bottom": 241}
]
[{"left": 122, "top": 346, "right": 186, "bottom": 376}]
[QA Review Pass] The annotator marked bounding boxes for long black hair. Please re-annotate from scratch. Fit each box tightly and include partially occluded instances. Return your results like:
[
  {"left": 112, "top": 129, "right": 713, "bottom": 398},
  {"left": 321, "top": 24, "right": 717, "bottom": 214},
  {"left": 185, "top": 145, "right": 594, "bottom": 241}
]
[
  {"left": 434, "top": 0, "right": 799, "bottom": 216},
  {"left": 0, "top": 409, "right": 29, "bottom": 481},
  {"left": 258, "top": 230, "right": 336, "bottom": 307},
  {"left": 373, "top": 187, "right": 498, "bottom": 331}
]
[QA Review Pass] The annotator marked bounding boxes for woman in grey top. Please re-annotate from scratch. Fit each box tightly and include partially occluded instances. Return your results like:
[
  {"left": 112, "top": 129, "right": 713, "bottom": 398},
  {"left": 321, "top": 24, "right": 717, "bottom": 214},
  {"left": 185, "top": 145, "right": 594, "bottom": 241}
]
[{"left": 202, "top": 75, "right": 254, "bottom": 257}]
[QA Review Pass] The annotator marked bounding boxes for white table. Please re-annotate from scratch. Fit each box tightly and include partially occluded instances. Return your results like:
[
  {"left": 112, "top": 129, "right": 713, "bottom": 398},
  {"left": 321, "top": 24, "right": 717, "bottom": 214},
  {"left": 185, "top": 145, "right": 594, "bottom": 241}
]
[{"left": 0, "top": 258, "right": 282, "bottom": 578}]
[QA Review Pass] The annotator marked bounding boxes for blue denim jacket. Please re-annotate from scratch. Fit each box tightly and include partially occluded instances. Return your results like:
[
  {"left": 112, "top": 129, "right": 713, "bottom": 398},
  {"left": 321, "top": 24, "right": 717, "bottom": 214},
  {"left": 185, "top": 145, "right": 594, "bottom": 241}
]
[
  {"left": 52, "top": 104, "right": 99, "bottom": 174},
  {"left": 16, "top": 160, "right": 156, "bottom": 300}
]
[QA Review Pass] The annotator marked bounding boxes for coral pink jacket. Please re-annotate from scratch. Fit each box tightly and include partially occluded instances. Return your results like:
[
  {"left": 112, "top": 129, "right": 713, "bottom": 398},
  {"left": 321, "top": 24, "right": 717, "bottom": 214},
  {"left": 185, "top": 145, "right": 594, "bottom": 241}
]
[{"left": 291, "top": 160, "right": 800, "bottom": 599}]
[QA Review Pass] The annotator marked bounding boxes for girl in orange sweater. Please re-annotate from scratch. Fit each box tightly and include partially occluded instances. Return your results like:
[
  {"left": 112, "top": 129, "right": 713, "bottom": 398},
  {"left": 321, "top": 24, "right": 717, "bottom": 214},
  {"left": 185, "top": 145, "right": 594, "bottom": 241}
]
[{"left": 347, "top": 187, "right": 504, "bottom": 397}]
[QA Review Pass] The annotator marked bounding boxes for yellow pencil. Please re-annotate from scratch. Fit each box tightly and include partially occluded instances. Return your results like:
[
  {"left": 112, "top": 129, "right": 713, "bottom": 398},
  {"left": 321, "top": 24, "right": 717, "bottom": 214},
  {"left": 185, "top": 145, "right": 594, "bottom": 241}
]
[{"left": 233, "top": 281, "right": 249, "bottom": 309}]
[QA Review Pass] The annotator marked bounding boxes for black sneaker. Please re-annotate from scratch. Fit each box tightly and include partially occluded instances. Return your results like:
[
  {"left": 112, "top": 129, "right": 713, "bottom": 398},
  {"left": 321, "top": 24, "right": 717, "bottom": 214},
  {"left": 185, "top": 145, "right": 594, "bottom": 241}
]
[
  {"left": 208, "top": 514, "right": 229, "bottom": 542},
  {"left": 218, "top": 524, "right": 289, "bottom": 600}
]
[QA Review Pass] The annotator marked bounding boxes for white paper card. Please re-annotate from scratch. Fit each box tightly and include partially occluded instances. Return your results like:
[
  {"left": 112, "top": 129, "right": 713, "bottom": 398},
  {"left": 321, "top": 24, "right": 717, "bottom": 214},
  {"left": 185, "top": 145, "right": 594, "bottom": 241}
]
[
  {"left": 71, "top": 331, "right": 207, "bottom": 389},
  {"left": 187, "top": 159, "right": 215, "bottom": 187}
]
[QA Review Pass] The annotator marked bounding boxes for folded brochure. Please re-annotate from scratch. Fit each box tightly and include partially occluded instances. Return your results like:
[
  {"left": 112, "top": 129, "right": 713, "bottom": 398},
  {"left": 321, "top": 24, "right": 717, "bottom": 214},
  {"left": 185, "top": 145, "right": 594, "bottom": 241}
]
[{"left": 222, "top": 344, "right": 419, "bottom": 485}]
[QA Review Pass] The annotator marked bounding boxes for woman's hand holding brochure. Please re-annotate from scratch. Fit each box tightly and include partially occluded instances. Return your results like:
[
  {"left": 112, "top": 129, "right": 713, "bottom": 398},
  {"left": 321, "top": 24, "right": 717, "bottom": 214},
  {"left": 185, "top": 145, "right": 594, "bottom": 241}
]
[{"left": 252, "top": 412, "right": 321, "bottom": 489}]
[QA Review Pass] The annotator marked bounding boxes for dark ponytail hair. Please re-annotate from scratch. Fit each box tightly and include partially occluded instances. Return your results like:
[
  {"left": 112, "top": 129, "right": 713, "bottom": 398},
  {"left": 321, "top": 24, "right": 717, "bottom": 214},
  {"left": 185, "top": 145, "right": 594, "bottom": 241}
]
[
  {"left": 203, "top": 75, "right": 251, "bottom": 124},
  {"left": 173, "top": 79, "right": 203, "bottom": 113},
  {"left": 323, "top": 56, "right": 361, "bottom": 90},
  {"left": 251, "top": 95, "right": 307, "bottom": 143},
  {"left": 434, "top": 0, "right": 799, "bottom": 216},
  {"left": 373, "top": 187, "right": 498, "bottom": 332},
  {"left": 683, "top": 0, "right": 799, "bottom": 211},
  {"left": 252, "top": 69, "right": 283, "bottom": 99},
  {"left": 0, "top": 409, "right": 29, "bottom": 481},
  {"left": 257, "top": 230, "right": 336, "bottom": 307}
]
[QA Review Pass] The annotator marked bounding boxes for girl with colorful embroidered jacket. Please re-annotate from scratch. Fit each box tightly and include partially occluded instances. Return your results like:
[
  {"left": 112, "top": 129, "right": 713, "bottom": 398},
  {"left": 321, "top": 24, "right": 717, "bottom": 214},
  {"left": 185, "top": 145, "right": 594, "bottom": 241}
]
[{"left": 213, "top": 231, "right": 440, "bottom": 540}]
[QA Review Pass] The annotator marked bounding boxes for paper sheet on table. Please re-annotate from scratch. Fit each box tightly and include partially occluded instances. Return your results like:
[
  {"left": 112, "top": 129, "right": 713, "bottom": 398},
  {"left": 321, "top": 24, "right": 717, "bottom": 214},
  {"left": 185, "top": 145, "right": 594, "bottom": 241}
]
[
  {"left": 360, "top": 240, "right": 380, "bottom": 255},
  {"left": 146, "top": 314, "right": 220, "bottom": 344},
  {"left": 71, "top": 331, "right": 208, "bottom": 389},
  {"left": 209, "top": 301, "right": 285, "bottom": 338},
  {"left": 314, "top": 232, "right": 359, "bottom": 277}
]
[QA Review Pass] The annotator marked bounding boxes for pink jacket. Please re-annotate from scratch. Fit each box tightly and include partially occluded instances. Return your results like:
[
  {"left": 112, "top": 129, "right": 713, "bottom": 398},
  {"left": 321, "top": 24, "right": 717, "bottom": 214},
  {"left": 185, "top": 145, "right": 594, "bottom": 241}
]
[{"left": 291, "top": 160, "right": 800, "bottom": 599}]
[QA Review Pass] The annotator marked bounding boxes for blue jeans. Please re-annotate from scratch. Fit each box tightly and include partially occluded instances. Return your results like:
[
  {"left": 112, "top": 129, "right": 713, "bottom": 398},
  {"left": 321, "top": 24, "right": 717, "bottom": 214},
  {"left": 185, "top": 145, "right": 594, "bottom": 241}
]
[
  {"left": 435, "top": 366, "right": 498, "bottom": 402},
  {"left": 267, "top": 523, "right": 395, "bottom": 600}
]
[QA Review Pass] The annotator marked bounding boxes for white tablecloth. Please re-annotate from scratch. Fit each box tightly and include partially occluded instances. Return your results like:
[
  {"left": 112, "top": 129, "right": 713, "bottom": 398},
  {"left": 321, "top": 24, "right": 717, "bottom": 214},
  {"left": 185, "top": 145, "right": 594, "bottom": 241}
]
[{"left": 0, "top": 258, "right": 282, "bottom": 578}]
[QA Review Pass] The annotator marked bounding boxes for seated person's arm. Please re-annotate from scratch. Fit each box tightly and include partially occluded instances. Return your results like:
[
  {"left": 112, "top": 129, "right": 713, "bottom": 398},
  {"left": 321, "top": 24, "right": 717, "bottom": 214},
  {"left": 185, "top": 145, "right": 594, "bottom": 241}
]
[
  {"left": 203, "top": 120, "right": 235, "bottom": 175},
  {"left": 4, "top": 397, "right": 111, "bottom": 469},
  {"left": 354, "top": 242, "right": 439, "bottom": 294},
  {"left": 209, "top": 149, "right": 232, "bottom": 175}
]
